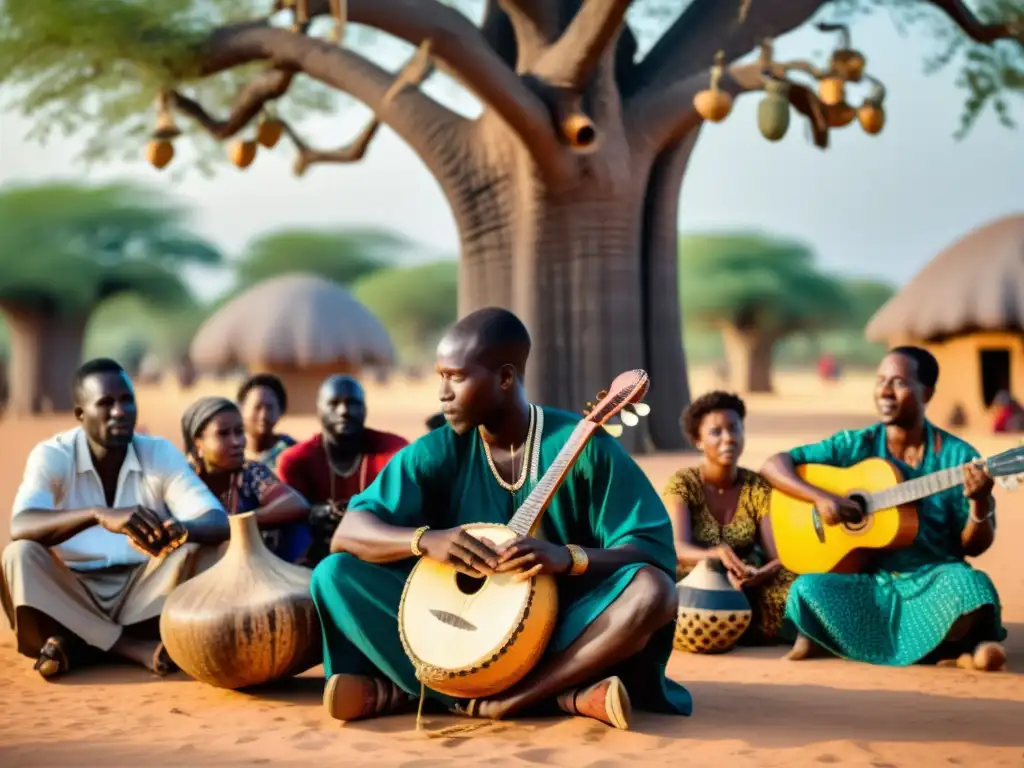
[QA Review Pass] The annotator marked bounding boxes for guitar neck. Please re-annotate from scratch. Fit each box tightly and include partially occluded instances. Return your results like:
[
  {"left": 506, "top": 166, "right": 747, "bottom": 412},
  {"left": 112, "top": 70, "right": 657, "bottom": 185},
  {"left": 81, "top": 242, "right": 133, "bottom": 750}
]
[
  {"left": 508, "top": 418, "right": 595, "bottom": 536},
  {"left": 869, "top": 465, "right": 966, "bottom": 510}
]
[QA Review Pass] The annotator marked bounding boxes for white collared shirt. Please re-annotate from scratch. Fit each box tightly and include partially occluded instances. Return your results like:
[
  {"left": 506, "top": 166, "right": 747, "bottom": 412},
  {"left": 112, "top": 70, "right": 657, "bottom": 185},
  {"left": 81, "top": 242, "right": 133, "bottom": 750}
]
[{"left": 11, "top": 427, "right": 225, "bottom": 571}]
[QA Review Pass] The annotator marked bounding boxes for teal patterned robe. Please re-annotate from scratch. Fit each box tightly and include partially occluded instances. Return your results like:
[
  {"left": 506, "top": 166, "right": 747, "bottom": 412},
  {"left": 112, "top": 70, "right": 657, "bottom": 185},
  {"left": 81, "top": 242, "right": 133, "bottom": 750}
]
[
  {"left": 783, "top": 421, "right": 1005, "bottom": 665},
  {"left": 309, "top": 406, "right": 692, "bottom": 714}
]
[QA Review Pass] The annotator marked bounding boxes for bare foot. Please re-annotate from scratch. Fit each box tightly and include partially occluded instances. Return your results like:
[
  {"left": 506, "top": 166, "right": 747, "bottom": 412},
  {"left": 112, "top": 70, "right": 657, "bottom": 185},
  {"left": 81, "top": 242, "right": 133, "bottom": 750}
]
[
  {"left": 468, "top": 697, "right": 510, "bottom": 721},
  {"left": 972, "top": 642, "right": 1007, "bottom": 672},
  {"left": 110, "top": 636, "right": 176, "bottom": 675},
  {"left": 785, "top": 633, "right": 827, "bottom": 661},
  {"left": 556, "top": 676, "right": 631, "bottom": 730},
  {"left": 938, "top": 642, "right": 1007, "bottom": 672},
  {"left": 323, "top": 674, "right": 416, "bottom": 722}
]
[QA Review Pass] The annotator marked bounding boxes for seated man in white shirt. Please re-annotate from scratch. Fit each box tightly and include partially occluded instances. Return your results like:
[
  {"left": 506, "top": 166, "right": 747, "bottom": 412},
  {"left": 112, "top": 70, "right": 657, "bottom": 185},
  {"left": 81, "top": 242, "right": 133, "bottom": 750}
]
[{"left": 1, "top": 358, "right": 230, "bottom": 678}]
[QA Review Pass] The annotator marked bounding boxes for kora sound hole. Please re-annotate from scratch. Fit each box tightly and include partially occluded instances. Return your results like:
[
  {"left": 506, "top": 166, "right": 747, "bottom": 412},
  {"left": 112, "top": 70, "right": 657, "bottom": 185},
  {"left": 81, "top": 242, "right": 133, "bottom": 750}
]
[{"left": 455, "top": 572, "right": 487, "bottom": 595}]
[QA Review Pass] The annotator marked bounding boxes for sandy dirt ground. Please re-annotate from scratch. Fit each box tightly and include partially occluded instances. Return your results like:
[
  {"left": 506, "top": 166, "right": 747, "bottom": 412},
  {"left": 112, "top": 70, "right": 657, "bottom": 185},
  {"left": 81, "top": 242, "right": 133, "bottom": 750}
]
[{"left": 0, "top": 370, "right": 1021, "bottom": 767}]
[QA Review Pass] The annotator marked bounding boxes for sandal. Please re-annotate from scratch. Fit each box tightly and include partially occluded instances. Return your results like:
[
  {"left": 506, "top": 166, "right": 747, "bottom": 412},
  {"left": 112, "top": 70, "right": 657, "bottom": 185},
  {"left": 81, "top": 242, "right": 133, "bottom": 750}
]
[
  {"left": 33, "top": 635, "right": 71, "bottom": 680},
  {"left": 152, "top": 642, "right": 178, "bottom": 677}
]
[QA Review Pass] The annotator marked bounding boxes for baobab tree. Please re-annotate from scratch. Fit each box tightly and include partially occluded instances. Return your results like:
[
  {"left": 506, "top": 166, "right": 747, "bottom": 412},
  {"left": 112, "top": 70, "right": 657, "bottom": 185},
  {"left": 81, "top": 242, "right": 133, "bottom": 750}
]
[
  {"left": 3, "top": 1, "right": 1021, "bottom": 449},
  {"left": 0, "top": 182, "right": 221, "bottom": 414}
]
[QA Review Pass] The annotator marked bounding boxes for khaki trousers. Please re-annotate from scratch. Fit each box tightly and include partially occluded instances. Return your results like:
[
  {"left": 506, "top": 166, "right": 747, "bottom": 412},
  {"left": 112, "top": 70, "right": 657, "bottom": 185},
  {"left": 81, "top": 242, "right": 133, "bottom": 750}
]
[{"left": 1, "top": 539, "right": 223, "bottom": 657}]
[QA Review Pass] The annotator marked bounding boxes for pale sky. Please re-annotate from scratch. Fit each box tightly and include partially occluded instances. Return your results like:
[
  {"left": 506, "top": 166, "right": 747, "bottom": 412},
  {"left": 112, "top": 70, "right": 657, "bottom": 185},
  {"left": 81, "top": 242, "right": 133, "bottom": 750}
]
[{"left": 1, "top": 11, "right": 1022, "bottom": 303}]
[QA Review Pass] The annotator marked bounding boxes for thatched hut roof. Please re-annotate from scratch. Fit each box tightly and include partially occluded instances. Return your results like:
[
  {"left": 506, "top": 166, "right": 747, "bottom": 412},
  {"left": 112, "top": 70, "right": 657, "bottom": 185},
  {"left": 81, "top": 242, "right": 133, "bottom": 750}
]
[
  {"left": 191, "top": 273, "right": 396, "bottom": 370},
  {"left": 865, "top": 214, "right": 1024, "bottom": 342}
]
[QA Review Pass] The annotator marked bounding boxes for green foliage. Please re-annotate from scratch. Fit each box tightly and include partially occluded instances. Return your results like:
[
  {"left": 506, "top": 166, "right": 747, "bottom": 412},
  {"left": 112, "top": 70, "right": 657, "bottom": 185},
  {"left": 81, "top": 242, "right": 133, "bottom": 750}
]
[
  {"left": 0, "top": 181, "right": 221, "bottom": 315},
  {"left": 678, "top": 233, "right": 853, "bottom": 336},
  {"left": 1, "top": 0, "right": 1019, "bottom": 168},
  {"left": 678, "top": 234, "right": 897, "bottom": 367},
  {"left": 84, "top": 293, "right": 203, "bottom": 364},
  {"left": 234, "top": 227, "right": 416, "bottom": 289},
  {"left": 352, "top": 260, "right": 458, "bottom": 361},
  {"left": 0, "top": 0, "right": 334, "bottom": 170},
  {"left": 827, "top": 0, "right": 1023, "bottom": 137},
  {"left": 839, "top": 277, "right": 897, "bottom": 327}
]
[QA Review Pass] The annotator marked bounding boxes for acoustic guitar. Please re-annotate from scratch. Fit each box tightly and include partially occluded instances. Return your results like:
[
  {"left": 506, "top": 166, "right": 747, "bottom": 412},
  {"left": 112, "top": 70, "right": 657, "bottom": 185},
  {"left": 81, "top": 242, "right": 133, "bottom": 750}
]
[
  {"left": 769, "top": 445, "right": 1024, "bottom": 574},
  {"left": 397, "top": 370, "right": 651, "bottom": 699}
]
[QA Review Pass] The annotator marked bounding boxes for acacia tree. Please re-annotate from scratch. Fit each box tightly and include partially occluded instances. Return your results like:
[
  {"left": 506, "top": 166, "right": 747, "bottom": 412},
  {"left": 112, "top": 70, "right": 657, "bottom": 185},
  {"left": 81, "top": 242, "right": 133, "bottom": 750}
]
[
  {"left": 236, "top": 227, "right": 417, "bottom": 289},
  {"left": 0, "top": 183, "right": 220, "bottom": 414},
  {"left": 3, "top": 1, "right": 1021, "bottom": 449},
  {"left": 352, "top": 260, "right": 459, "bottom": 359},
  {"left": 679, "top": 233, "right": 850, "bottom": 393}
]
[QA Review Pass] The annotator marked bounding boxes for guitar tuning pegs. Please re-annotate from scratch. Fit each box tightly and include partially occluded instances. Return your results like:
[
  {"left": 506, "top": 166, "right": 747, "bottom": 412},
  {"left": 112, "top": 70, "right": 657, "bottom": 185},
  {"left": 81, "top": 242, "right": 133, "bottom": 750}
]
[
  {"left": 631, "top": 402, "right": 651, "bottom": 417},
  {"left": 620, "top": 409, "right": 640, "bottom": 427},
  {"left": 597, "top": 390, "right": 609, "bottom": 400},
  {"left": 997, "top": 474, "right": 1021, "bottom": 490}
]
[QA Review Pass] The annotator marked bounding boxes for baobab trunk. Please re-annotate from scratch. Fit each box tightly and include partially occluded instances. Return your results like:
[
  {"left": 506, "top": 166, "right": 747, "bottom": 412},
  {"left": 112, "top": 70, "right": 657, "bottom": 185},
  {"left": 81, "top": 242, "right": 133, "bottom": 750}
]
[
  {"left": 1, "top": 305, "right": 86, "bottom": 415},
  {"left": 721, "top": 325, "right": 777, "bottom": 394},
  {"left": 447, "top": 124, "right": 695, "bottom": 453}
]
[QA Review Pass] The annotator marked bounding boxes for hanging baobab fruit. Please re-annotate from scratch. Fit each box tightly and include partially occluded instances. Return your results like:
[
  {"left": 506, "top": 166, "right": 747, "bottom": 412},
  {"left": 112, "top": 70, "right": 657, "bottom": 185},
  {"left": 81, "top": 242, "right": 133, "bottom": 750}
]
[
  {"left": 693, "top": 51, "right": 734, "bottom": 123},
  {"left": 757, "top": 79, "right": 791, "bottom": 141},
  {"left": 229, "top": 139, "right": 258, "bottom": 169},
  {"left": 818, "top": 75, "right": 846, "bottom": 107},
  {"left": 145, "top": 90, "right": 180, "bottom": 170},
  {"left": 256, "top": 111, "right": 284, "bottom": 149},
  {"left": 826, "top": 24, "right": 866, "bottom": 82},
  {"left": 858, "top": 77, "right": 887, "bottom": 135},
  {"left": 826, "top": 102, "right": 857, "bottom": 128}
]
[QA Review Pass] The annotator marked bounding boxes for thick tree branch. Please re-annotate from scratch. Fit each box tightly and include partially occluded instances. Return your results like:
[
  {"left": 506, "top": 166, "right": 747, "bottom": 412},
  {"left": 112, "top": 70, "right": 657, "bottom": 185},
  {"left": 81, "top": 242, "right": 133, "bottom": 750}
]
[
  {"left": 921, "top": 0, "right": 1023, "bottom": 43},
  {"left": 496, "top": 0, "right": 562, "bottom": 69},
  {"left": 631, "top": 56, "right": 830, "bottom": 153},
  {"left": 628, "top": 0, "right": 827, "bottom": 97},
  {"left": 533, "top": 0, "right": 632, "bottom": 88},
  {"left": 174, "top": 23, "right": 467, "bottom": 183},
  {"left": 285, "top": 117, "right": 381, "bottom": 176},
  {"left": 482, "top": 0, "right": 518, "bottom": 68},
  {"left": 291, "top": 0, "right": 564, "bottom": 166},
  {"left": 169, "top": 68, "right": 297, "bottom": 140},
  {"left": 283, "top": 41, "right": 435, "bottom": 176}
]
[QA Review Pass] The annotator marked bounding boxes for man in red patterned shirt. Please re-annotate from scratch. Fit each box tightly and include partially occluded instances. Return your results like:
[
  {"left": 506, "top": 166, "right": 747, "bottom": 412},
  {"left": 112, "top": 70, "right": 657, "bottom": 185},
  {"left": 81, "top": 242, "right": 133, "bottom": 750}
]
[{"left": 277, "top": 375, "right": 407, "bottom": 566}]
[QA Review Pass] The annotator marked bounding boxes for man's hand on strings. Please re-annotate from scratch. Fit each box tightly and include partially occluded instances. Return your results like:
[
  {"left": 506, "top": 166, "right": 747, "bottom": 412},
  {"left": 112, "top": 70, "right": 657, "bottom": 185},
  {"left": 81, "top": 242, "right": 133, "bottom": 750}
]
[
  {"left": 420, "top": 527, "right": 501, "bottom": 577},
  {"left": 487, "top": 535, "right": 572, "bottom": 581}
]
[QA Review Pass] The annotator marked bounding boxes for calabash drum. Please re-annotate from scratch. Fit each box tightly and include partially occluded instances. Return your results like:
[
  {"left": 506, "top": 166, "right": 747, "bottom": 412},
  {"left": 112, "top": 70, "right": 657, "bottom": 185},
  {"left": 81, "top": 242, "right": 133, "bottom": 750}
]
[
  {"left": 673, "top": 559, "right": 752, "bottom": 654},
  {"left": 159, "top": 512, "right": 321, "bottom": 689}
]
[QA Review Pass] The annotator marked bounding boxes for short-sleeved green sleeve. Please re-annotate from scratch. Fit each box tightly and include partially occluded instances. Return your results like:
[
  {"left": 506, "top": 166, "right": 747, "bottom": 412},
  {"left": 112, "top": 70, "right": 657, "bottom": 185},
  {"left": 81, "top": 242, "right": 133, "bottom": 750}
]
[
  {"left": 578, "top": 432, "right": 677, "bottom": 576},
  {"left": 787, "top": 427, "right": 876, "bottom": 469}
]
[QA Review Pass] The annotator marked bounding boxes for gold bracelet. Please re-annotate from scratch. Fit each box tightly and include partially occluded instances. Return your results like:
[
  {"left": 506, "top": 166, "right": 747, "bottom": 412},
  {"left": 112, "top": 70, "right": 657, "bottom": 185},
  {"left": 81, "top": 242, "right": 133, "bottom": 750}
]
[
  {"left": 566, "top": 544, "right": 589, "bottom": 576},
  {"left": 410, "top": 526, "right": 430, "bottom": 557}
]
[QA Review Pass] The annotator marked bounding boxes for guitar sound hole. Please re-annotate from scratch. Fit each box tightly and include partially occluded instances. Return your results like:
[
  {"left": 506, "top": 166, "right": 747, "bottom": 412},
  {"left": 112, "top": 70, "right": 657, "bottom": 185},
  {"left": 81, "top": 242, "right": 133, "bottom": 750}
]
[
  {"left": 455, "top": 572, "right": 486, "bottom": 595},
  {"left": 844, "top": 493, "right": 870, "bottom": 529}
]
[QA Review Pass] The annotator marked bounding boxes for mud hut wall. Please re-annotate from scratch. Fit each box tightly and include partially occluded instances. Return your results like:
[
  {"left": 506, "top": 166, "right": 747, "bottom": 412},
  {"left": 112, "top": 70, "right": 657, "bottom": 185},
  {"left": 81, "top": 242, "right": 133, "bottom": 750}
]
[{"left": 253, "top": 361, "right": 359, "bottom": 416}]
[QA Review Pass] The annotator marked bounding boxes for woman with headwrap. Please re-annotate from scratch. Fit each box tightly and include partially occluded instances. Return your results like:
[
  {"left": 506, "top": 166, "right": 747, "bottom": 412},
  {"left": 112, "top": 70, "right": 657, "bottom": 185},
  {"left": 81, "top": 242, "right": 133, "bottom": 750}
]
[{"left": 181, "top": 396, "right": 310, "bottom": 563}]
